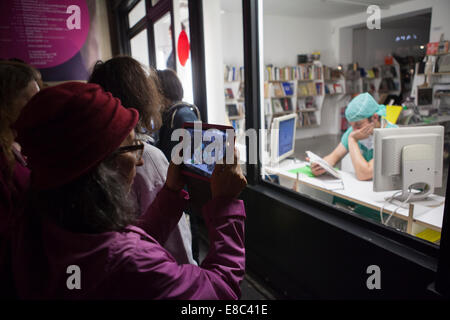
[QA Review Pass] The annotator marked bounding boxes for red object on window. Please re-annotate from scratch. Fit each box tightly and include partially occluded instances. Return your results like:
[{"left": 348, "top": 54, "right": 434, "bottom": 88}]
[
  {"left": 384, "top": 55, "right": 393, "bottom": 65},
  {"left": 426, "top": 42, "right": 439, "bottom": 55},
  {"left": 177, "top": 30, "right": 190, "bottom": 66}
]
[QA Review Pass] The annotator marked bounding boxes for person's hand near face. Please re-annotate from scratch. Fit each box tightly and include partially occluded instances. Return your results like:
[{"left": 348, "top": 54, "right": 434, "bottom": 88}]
[{"left": 349, "top": 121, "right": 374, "bottom": 141}]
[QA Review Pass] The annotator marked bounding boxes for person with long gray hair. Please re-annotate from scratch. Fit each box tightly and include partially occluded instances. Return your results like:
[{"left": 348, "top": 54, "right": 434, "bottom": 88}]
[{"left": 10, "top": 82, "right": 247, "bottom": 299}]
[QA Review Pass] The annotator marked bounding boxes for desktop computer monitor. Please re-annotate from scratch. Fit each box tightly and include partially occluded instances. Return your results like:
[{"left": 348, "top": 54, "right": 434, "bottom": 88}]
[
  {"left": 373, "top": 125, "right": 444, "bottom": 201},
  {"left": 270, "top": 113, "right": 297, "bottom": 164}
]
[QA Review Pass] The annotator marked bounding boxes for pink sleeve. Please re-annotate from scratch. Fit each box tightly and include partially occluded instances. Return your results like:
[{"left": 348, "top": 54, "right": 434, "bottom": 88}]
[
  {"left": 122, "top": 198, "right": 246, "bottom": 300},
  {"left": 137, "top": 185, "right": 189, "bottom": 245}
]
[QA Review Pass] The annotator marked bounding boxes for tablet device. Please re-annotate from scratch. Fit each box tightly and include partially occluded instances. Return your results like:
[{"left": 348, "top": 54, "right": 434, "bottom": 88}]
[
  {"left": 306, "top": 150, "right": 342, "bottom": 179},
  {"left": 181, "top": 122, "right": 235, "bottom": 181}
]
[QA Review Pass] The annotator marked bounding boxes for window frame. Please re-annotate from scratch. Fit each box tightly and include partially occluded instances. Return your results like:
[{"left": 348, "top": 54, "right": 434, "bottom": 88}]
[{"left": 111, "top": 0, "right": 207, "bottom": 120}]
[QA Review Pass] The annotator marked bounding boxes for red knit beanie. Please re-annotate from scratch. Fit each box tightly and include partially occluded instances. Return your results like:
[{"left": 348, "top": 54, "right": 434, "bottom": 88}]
[{"left": 14, "top": 82, "right": 139, "bottom": 190}]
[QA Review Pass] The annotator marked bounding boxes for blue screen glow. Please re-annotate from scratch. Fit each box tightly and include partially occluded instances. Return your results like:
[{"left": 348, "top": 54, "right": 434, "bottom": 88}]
[{"left": 278, "top": 118, "right": 295, "bottom": 157}]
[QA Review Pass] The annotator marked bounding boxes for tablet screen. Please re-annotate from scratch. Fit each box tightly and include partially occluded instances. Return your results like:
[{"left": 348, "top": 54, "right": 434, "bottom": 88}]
[{"left": 183, "top": 127, "right": 228, "bottom": 178}]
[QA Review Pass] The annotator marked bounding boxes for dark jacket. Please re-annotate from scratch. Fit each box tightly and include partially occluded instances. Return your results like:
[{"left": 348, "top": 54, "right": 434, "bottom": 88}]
[{"left": 157, "top": 102, "right": 200, "bottom": 161}]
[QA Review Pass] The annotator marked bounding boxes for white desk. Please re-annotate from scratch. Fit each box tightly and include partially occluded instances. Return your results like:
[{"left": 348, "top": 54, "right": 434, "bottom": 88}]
[{"left": 264, "top": 158, "right": 445, "bottom": 232}]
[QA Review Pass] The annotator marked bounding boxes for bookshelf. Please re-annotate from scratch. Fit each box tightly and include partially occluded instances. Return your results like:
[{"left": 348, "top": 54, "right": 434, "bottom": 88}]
[
  {"left": 412, "top": 50, "right": 450, "bottom": 114},
  {"left": 263, "top": 80, "right": 297, "bottom": 131},
  {"left": 296, "top": 61, "right": 324, "bottom": 128},
  {"left": 323, "top": 66, "right": 346, "bottom": 97},
  {"left": 224, "top": 79, "right": 245, "bottom": 136}
]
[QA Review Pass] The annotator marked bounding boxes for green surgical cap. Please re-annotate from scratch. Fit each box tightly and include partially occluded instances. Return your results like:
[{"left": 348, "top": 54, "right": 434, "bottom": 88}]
[{"left": 345, "top": 92, "right": 386, "bottom": 122}]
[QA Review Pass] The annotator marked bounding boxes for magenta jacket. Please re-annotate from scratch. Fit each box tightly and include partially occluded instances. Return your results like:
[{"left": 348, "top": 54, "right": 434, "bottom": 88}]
[
  {"left": 11, "top": 185, "right": 246, "bottom": 299},
  {"left": 0, "top": 150, "right": 30, "bottom": 298}
]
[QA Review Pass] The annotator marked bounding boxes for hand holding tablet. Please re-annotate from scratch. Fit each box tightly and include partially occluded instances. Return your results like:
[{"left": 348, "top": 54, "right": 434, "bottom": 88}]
[{"left": 306, "top": 150, "right": 342, "bottom": 179}]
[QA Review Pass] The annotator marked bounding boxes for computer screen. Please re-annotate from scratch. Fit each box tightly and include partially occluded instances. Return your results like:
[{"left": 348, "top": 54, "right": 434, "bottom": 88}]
[
  {"left": 278, "top": 117, "right": 295, "bottom": 156},
  {"left": 270, "top": 113, "right": 297, "bottom": 164},
  {"left": 373, "top": 125, "right": 444, "bottom": 201}
]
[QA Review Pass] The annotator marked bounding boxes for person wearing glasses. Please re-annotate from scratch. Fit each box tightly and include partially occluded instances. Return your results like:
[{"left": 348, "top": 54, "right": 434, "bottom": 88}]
[
  {"left": 10, "top": 82, "right": 247, "bottom": 299},
  {"left": 89, "top": 56, "right": 196, "bottom": 265}
]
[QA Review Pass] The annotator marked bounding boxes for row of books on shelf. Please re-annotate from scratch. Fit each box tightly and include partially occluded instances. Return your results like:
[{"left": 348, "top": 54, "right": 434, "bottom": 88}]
[
  {"left": 271, "top": 97, "right": 294, "bottom": 114},
  {"left": 298, "top": 63, "right": 322, "bottom": 81},
  {"left": 298, "top": 82, "right": 323, "bottom": 96},
  {"left": 230, "top": 118, "right": 245, "bottom": 135},
  {"left": 323, "top": 66, "right": 343, "bottom": 81},
  {"left": 264, "top": 64, "right": 323, "bottom": 81},
  {"left": 224, "top": 86, "right": 245, "bottom": 100},
  {"left": 362, "top": 81, "right": 378, "bottom": 94},
  {"left": 265, "top": 66, "right": 297, "bottom": 81},
  {"left": 298, "top": 111, "right": 317, "bottom": 127},
  {"left": 346, "top": 80, "right": 362, "bottom": 94},
  {"left": 325, "top": 83, "right": 344, "bottom": 95},
  {"left": 298, "top": 96, "right": 315, "bottom": 110},
  {"left": 224, "top": 65, "right": 244, "bottom": 82},
  {"left": 225, "top": 102, "right": 245, "bottom": 118},
  {"left": 269, "top": 81, "right": 295, "bottom": 97}
]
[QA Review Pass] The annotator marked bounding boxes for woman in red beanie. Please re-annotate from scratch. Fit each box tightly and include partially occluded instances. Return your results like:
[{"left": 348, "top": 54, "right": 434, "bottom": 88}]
[
  {"left": 88, "top": 56, "right": 196, "bottom": 265},
  {"left": 11, "top": 81, "right": 247, "bottom": 299},
  {"left": 0, "top": 61, "right": 40, "bottom": 298}
]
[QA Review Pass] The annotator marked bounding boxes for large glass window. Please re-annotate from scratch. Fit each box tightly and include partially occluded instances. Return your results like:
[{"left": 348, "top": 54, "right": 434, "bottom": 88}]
[
  {"left": 219, "top": 0, "right": 246, "bottom": 172},
  {"left": 128, "top": 0, "right": 146, "bottom": 28},
  {"left": 259, "top": 0, "right": 448, "bottom": 246},
  {"left": 154, "top": 12, "right": 173, "bottom": 70},
  {"left": 130, "top": 28, "right": 149, "bottom": 68},
  {"left": 173, "top": 0, "right": 194, "bottom": 104}
]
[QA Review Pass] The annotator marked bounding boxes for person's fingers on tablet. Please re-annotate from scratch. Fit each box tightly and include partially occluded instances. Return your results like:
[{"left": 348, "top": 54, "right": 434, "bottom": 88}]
[
  {"left": 211, "top": 149, "right": 247, "bottom": 199},
  {"left": 166, "top": 161, "right": 185, "bottom": 192},
  {"left": 224, "top": 147, "right": 238, "bottom": 169},
  {"left": 234, "top": 147, "right": 240, "bottom": 164},
  {"left": 213, "top": 162, "right": 226, "bottom": 177}
]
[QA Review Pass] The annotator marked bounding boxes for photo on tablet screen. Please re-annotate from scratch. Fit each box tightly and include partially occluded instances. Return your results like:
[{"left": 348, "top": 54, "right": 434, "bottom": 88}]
[{"left": 182, "top": 125, "right": 231, "bottom": 180}]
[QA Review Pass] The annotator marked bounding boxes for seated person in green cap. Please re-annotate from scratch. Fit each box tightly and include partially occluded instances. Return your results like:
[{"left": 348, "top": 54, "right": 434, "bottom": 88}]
[{"left": 310, "top": 92, "right": 397, "bottom": 181}]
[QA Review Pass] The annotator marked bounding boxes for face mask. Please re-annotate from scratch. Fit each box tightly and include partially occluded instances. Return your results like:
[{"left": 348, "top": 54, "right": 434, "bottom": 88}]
[{"left": 359, "top": 135, "right": 374, "bottom": 150}]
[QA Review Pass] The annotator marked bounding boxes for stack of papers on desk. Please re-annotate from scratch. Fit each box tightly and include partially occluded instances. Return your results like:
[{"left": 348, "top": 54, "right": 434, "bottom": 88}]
[{"left": 311, "top": 175, "right": 344, "bottom": 191}]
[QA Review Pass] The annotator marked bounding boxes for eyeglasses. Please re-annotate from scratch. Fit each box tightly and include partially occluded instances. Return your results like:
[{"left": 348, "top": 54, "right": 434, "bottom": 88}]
[{"left": 112, "top": 139, "right": 144, "bottom": 162}]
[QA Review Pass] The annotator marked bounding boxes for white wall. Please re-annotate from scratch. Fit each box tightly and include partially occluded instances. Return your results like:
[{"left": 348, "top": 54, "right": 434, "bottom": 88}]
[
  {"left": 221, "top": 12, "right": 244, "bottom": 66},
  {"left": 221, "top": 13, "right": 335, "bottom": 67},
  {"left": 203, "top": 0, "right": 227, "bottom": 125},
  {"left": 429, "top": 0, "right": 450, "bottom": 42},
  {"left": 262, "top": 15, "right": 335, "bottom": 66}
]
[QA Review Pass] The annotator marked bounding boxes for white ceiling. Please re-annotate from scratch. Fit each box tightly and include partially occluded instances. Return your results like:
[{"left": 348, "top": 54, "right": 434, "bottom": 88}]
[{"left": 221, "top": 0, "right": 412, "bottom": 19}]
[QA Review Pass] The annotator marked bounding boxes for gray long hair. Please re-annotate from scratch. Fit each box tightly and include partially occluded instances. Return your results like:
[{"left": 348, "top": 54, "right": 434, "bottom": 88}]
[{"left": 30, "top": 157, "right": 137, "bottom": 233}]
